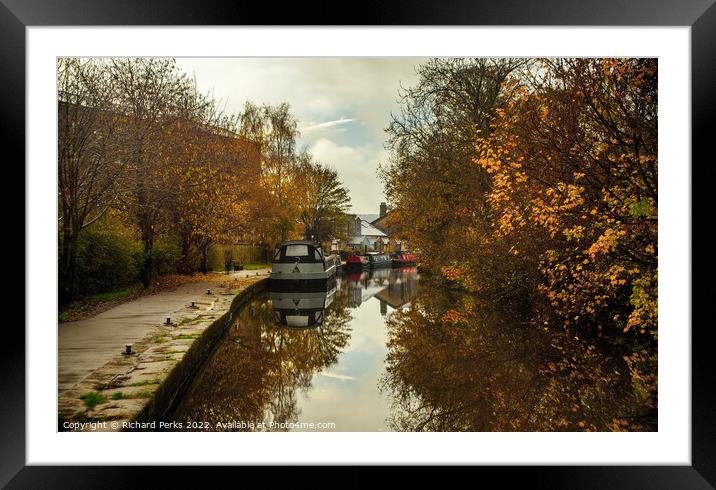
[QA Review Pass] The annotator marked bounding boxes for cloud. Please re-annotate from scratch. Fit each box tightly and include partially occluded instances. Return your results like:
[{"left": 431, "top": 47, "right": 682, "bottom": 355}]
[
  {"left": 308, "top": 138, "right": 388, "bottom": 213},
  {"left": 301, "top": 118, "right": 357, "bottom": 133},
  {"left": 317, "top": 372, "right": 356, "bottom": 381}
]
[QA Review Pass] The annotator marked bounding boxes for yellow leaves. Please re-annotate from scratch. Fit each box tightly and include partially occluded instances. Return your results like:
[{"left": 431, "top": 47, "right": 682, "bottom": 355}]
[
  {"left": 638, "top": 155, "right": 654, "bottom": 165},
  {"left": 586, "top": 228, "right": 621, "bottom": 260},
  {"left": 390, "top": 58, "right": 658, "bottom": 346},
  {"left": 563, "top": 225, "right": 585, "bottom": 241}
]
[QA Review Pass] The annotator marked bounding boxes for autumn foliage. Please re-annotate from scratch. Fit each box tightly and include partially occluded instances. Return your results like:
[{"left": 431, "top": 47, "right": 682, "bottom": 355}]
[
  {"left": 475, "top": 59, "right": 657, "bottom": 336},
  {"left": 58, "top": 58, "right": 351, "bottom": 302},
  {"left": 384, "top": 58, "right": 657, "bottom": 339}
]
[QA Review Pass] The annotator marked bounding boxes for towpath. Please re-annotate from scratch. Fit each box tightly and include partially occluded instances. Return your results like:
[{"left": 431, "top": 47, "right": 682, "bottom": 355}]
[{"left": 58, "top": 269, "right": 269, "bottom": 394}]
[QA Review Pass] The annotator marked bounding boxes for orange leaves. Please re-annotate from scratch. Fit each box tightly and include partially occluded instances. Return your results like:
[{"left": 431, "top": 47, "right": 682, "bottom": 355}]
[
  {"left": 480, "top": 60, "right": 657, "bottom": 337},
  {"left": 440, "top": 264, "right": 465, "bottom": 282},
  {"left": 386, "top": 58, "right": 657, "bottom": 342},
  {"left": 440, "top": 310, "right": 465, "bottom": 325},
  {"left": 586, "top": 228, "right": 619, "bottom": 259}
]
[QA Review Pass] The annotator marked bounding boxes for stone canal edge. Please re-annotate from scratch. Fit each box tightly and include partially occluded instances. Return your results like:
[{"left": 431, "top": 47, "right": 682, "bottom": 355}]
[{"left": 58, "top": 277, "right": 269, "bottom": 432}]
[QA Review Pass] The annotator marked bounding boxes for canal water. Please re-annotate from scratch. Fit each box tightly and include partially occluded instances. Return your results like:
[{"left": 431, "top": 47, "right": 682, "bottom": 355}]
[{"left": 171, "top": 267, "right": 656, "bottom": 432}]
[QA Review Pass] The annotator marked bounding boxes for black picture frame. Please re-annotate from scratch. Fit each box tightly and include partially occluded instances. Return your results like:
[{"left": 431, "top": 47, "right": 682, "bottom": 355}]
[{"left": 2, "top": 0, "right": 711, "bottom": 486}]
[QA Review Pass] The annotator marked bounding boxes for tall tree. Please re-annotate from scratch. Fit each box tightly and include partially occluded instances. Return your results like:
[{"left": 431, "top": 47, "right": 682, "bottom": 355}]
[
  {"left": 108, "top": 58, "right": 208, "bottom": 288},
  {"left": 474, "top": 58, "right": 658, "bottom": 334},
  {"left": 165, "top": 111, "right": 263, "bottom": 274},
  {"left": 240, "top": 102, "right": 300, "bottom": 242},
  {"left": 58, "top": 58, "right": 125, "bottom": 303},
  {"left": 294, "top": 155, "right": 351, "bottom": 242},
  {"left": 381, "top": 58, "right": 527, "bottom": 276}
]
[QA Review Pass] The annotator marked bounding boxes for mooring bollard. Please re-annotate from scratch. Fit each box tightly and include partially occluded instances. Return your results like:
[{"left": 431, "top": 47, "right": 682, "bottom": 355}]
[
  {"left": 123, "top": 344, "right": 133, "bottom": 355},
  {"left": 165, "top": 317, "right": 171, "bottom": 325},
  {"left": 207, "top": 289, "right": 212, "bottom": 295},
  {"left": 190, "top": 301, "right": 195, "bottom": 308}
]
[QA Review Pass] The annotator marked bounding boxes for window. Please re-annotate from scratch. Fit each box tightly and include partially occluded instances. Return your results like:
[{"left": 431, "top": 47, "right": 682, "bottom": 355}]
[
  {"left": 285, "top": 244, "right": 309, "bottom": 257},
  {"left": 285, "top": 315, "right": 309, "bottom": 327}
]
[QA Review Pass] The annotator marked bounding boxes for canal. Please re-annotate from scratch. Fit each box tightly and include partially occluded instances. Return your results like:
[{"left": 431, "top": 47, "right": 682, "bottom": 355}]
[{"left": 171, "top": 267, "right": 656, "bottom": 432}]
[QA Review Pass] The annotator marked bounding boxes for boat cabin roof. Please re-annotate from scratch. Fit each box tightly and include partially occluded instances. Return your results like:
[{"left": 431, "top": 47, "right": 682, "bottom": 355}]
[{"left": 276, "top": 240, "right": 322, "bottom": 248}]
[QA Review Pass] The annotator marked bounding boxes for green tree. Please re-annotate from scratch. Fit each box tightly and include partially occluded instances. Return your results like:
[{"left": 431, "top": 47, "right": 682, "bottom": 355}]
[
  {"left": 294, "top": 154, "right": 351, "bottom": 242},
  {"left": 58, "top": 58, "right": 125, "bottom": 303}
]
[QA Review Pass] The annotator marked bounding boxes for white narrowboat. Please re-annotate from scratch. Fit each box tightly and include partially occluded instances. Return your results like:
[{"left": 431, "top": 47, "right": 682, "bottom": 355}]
[{"left": 269, "top": 240, "right": 338, "bottom": 290}]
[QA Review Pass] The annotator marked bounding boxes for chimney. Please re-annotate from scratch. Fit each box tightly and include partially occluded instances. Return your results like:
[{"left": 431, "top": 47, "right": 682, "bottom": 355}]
[{"left": 380, "top": 202, "right": 387, "bottom": 218}]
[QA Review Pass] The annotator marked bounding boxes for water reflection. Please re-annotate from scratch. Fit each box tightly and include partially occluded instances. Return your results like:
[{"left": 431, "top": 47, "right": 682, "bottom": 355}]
[
  {"left": 172, "top": 269, "right": 418, "bottom": 431},
  {"left": 380, "top": 276, "right": 657, "bottom": 432},
  {"left": 345, "top": 267, "right": 417, "bottom": 312},
  {"left": 269, "top": 280, "right": 337, "bottom": 328},
  {"left": 171, "top": 268, "right": 655, "bottom": 432}
]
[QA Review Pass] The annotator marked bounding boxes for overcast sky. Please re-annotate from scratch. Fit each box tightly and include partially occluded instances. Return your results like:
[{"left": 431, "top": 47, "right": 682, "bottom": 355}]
[{"left": 175, "top": 58, "right": 428, "bottom": 214}]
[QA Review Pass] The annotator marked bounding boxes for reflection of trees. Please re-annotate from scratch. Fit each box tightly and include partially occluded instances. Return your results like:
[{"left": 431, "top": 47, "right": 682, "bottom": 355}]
[
  {"left": 380, "top": 277, "right": 656, "bottom": 432},
  {"left": 176, "top": 289, "right": 352, "bottom": 431}
]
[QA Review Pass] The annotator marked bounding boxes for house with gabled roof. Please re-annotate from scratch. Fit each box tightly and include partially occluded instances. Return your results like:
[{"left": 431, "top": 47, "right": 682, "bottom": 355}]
[{"left": 335, "top": 202, "right": 408, "bottom": 253}]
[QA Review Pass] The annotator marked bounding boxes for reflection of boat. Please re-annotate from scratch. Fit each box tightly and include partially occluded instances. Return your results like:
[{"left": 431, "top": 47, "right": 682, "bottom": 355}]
[
  {"left": 270, "top": 241, "right": 338, "bottom": 291},
  {"left": 366, "top": 252, "right": 391, "bottom": 268},
  {"left": 343, "top": 270, "right": 367, "bottom": 283},
  {"left": 368, "top": 267, "right": 391, "bottom": 281},
  {"left": 269, "top": 283, "right": 336, "bottom": 328},
  {"left": 390, "top": 252, "right": 416, "bottom": 268},
  {"left": 344, "top": 267, "right": 392, "bottom": 307}
]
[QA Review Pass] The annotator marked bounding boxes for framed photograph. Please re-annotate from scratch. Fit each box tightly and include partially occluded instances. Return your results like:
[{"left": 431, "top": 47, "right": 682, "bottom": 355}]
[{"left": 5, "top": 0, "right": 711, "bottom": 485}]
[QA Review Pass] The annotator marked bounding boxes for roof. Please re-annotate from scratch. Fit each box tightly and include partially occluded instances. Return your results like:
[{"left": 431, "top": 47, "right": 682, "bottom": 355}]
[
  {"left": 357, "top": 213, "right": 380, "bottom": 224},
  {"left": 360, "top": 220, "right": 387, "bottom": 237},
  {"left": 276, "top": 240, "right": 320, "bottom": 247},
  {"left": 346, "top": 214, "right": 388, "bottom": 243}
]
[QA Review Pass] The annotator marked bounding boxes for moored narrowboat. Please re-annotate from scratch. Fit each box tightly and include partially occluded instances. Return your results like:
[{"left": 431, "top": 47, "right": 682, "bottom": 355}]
[
  {"left": 366, "top": 252, "right": 392, "bottom": 268},
  {"left": 345, "top": 254, "right": 369, "bottom": 271},
  {"left": 390, "top": 252, "right": 416, "bottom": 268},
  {"left": 270, "top": 240, "right": 337, "bottom": 291}
]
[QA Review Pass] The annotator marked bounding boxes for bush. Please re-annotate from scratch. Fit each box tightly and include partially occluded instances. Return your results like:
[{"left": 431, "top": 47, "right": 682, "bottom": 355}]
[
  {"left": 151, "top": 234, "right": 182, "bottom": 276},
  {"left": 206, "top": 244, "right": 225, "bottom": 272},
  {"left": 73, "top": 223, "right": 141, "bottom": 295}
]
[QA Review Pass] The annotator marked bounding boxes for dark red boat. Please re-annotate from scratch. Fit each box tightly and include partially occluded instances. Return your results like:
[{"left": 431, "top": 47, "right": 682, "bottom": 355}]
[
  {"left": 345, "top": 254, "right": 370, "bottom": 270},
  {"left": 390, "top": 252, "right": 416, "bottom": 268}
]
